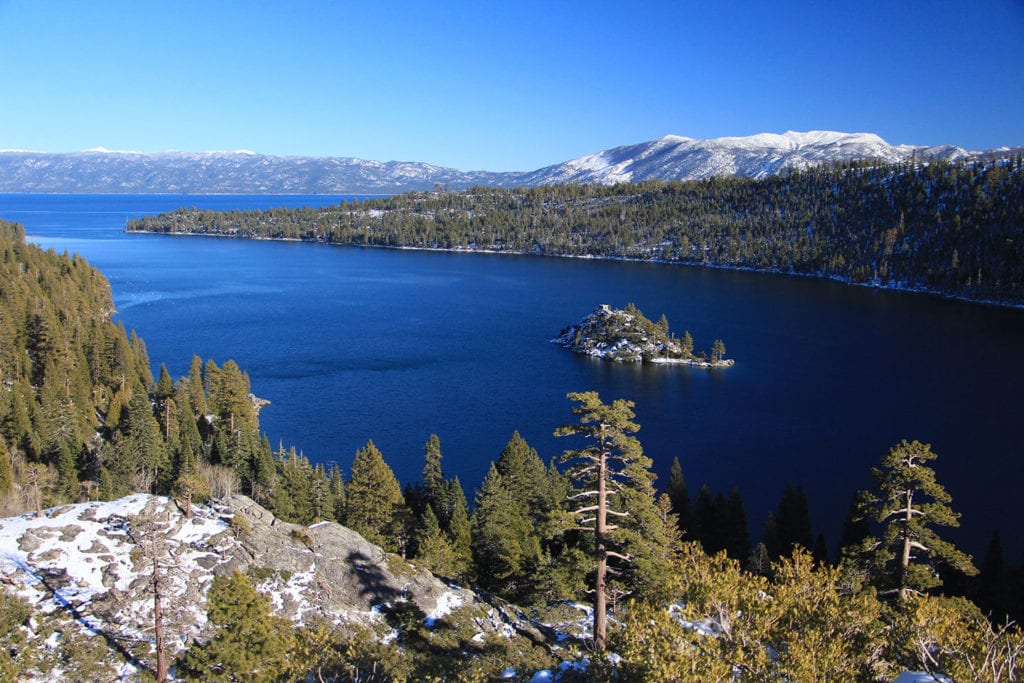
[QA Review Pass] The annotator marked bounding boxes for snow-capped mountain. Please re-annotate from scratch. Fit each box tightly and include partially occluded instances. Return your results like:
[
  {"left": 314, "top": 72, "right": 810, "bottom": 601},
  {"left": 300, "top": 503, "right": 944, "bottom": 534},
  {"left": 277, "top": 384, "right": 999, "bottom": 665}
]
[
  {"left": 0, "top": 148, "right": 519, "bottom": 194},
  {"left": 518, "top": 131, "right": 969, "bottom": 185},
  {"left": 0, "top": 131, "right": 983, "bottom": 194}
]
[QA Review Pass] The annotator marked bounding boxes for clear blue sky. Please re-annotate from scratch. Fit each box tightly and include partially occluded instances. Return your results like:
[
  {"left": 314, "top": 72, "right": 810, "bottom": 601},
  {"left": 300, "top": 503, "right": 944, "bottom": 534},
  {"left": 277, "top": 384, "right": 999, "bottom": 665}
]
[{"left": 1, "top": 0, "right": 1021, "bottom": 171}]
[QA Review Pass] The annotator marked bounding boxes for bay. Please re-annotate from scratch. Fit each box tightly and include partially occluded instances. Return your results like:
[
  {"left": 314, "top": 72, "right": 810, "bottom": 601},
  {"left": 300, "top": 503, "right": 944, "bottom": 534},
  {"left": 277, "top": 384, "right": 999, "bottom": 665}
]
[{"left": 2, "top": 193, "right": 1022, "bottom": 559}]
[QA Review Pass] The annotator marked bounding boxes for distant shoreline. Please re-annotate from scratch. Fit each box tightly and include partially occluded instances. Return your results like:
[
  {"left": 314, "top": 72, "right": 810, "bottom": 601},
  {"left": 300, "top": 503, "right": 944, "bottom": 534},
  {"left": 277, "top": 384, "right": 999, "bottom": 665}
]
[{"left": 124, "top": 228, "right": 1024, "bottom": 311}]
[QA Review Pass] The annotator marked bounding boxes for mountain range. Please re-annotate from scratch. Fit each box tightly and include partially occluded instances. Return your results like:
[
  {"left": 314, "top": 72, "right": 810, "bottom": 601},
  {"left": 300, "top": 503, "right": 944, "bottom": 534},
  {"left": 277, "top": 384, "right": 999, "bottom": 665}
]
[{"left": 0, "top": 130, "right": 1007, "bottom": 194}]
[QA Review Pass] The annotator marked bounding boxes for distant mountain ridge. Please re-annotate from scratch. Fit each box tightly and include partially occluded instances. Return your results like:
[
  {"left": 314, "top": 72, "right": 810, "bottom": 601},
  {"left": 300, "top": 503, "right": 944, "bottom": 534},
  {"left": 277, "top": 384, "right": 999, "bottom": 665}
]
[
  {"left": 0, "top": 130, "right": 1002, "bottom": 194},
  {"left": 520, "top": 131, "right": 971, "bottom": 186}
]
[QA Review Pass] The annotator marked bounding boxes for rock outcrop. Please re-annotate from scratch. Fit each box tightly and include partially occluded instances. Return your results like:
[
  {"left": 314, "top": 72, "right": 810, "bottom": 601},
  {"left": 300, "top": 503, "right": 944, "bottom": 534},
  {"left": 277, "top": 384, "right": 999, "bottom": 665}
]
[{"left": 0, "top": 494, "right": 472, "bottom": 645}]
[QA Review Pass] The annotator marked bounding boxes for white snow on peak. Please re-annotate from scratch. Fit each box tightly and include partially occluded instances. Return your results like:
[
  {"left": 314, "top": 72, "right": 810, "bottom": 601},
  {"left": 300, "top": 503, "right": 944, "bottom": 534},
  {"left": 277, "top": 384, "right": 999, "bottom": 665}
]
[
  {"left": 658, "top": 134, "right": 694, "bottom": 144},
  {"left": 702, "top": 130, "right": 889, "bottom": 151},
  {"left": 80, "top": 146, "right": 143, "bottom": 154}
]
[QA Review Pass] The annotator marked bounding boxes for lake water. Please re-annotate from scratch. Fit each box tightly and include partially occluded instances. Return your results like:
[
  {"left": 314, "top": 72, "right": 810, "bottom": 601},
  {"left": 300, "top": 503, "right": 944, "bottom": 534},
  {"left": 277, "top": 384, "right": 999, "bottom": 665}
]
[{"left": 2, "top": 193, "right": 1022, "bottom": 560}]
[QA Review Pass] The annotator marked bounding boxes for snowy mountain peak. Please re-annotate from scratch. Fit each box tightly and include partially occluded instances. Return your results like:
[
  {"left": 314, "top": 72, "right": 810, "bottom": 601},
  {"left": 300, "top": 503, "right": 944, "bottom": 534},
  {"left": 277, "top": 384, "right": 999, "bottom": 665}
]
[
  {"left": 519, "top": 130, "right": 971, "bottom": 186},
  {"left": 0, "top": 130, "right": 983, "bottom": 193},
  {"left": 658, "top": 134, "right": 694, "bottom": 144}
]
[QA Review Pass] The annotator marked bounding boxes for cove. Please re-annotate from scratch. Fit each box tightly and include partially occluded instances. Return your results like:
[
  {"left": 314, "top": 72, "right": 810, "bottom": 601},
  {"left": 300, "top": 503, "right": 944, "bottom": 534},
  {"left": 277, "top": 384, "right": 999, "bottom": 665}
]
[{"left": 2, "top": 193, "right": 1022, "bottom": 559}]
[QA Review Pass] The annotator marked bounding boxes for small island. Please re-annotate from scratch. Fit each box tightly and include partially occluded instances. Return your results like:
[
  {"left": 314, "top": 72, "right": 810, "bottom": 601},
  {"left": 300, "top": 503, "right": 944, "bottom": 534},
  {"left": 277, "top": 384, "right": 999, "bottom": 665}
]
[{"left": 553, "top": 303, "right": 734, "bottom": 368}]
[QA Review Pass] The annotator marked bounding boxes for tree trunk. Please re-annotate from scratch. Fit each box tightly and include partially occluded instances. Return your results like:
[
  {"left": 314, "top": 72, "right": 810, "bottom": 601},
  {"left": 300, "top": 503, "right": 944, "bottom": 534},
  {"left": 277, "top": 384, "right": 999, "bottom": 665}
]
[
  {"left": 899, "top": 488, "right": 913, "bottom": 601},
  {"left": 594, "top": 447, "right": 608, "bottom": 650},
  {"left": 153, "top": 559, "right": 168, "bottom": 682}
]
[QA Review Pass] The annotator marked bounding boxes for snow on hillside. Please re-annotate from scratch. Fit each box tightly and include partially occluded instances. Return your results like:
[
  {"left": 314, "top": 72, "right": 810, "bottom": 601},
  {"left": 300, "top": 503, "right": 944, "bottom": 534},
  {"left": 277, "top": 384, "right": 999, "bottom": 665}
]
[
  {"left": 0, "top": 493, "right": 585, "bottom": 682},
  {"left": 520, "top": 130, "right": 971, "bottom": 186},
  {"left": 0, "top": 130, "right": 986, "bottom": 194},
  {"left": 1, "top": 496, "right": 229, "bottom": 636}
]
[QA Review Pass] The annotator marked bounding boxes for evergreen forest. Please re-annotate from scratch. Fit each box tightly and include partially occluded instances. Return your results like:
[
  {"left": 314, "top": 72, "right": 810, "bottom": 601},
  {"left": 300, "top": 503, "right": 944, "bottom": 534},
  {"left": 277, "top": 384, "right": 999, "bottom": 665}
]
[
  {"left": 127, "top": 156, "right": 1024, "bottom": 306},
  {"left": 3, "top": 210, "right": 1024, "bottom": 681}
]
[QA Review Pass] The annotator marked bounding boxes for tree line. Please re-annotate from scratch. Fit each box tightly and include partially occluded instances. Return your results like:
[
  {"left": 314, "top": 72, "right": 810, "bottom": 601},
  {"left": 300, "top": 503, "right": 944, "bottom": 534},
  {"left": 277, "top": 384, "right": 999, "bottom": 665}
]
[
  {"left": 4, "top": 217, "right": 1024, "bottom": 680},
  {"left": 128, "top": 155, "right": 1024, "bottom": 305}
]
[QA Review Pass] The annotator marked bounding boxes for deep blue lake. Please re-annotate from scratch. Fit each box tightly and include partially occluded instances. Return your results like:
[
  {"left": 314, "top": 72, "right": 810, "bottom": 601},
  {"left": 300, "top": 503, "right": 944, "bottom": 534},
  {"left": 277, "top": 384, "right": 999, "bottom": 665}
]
[{"left": 2, "top": 193, "right": 1022, "bottom": 560}]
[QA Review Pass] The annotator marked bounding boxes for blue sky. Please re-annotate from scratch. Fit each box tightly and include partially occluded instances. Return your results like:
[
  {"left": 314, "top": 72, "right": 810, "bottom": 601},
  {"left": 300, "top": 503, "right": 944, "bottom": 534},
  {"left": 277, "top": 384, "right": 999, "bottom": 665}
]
[{"left": 1, "top": 0, "right": 1021, "bottom": 171}]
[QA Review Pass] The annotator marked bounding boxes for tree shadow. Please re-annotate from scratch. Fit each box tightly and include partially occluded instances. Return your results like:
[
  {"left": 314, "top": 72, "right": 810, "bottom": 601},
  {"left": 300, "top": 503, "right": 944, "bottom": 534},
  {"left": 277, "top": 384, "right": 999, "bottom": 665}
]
[
  {"left": 35, "top": 567, "right": 148, "bottom": 673},
  {"left": 346, "top": 550, "right": 401, "bottom": 606}
]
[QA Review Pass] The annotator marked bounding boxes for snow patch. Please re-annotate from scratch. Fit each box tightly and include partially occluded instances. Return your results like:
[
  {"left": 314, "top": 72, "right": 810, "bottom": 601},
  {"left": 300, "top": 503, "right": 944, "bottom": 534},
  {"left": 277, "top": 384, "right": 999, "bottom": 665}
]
[{"left": 424, "top": 588, "right": 465, "bottom": 625}]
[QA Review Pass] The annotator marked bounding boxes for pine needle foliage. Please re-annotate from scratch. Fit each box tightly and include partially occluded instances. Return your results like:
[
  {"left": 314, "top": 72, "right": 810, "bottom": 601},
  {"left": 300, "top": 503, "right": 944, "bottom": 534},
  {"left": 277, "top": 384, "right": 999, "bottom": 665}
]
[
  {"left": 555, "top": 390, "right": 677, "bottom": 650},
  {"left": 859, "top": 439, "right": 977, "bottom": 600}
]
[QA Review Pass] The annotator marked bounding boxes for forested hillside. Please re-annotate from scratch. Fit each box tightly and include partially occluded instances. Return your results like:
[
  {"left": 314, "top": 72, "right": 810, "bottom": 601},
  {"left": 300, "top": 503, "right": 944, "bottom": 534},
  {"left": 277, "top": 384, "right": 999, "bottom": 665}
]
[
  {"left": 5, "top": 217, "right": 1024, "bottom": 680},
  {"left": 128, "top": 157, "right": 1024, "bottom": 305},
  {"left": 0, "top": 219, "right": 154, "bottom": 504},
  {"left": 0, "top": 219, "right": 321, "bottom": 518}
]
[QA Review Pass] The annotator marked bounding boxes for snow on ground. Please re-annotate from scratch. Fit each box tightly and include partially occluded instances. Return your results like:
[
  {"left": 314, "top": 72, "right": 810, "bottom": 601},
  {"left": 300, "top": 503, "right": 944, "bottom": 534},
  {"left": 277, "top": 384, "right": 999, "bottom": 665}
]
[
  {"left": 424, "top": 587, "right": 465, "bottom": 625},
  {"left": 0, "top": 495, "right": 230, "bottom": 638},
  {"left": 894, "top": 673, "right": 952, "bottom": 683}
]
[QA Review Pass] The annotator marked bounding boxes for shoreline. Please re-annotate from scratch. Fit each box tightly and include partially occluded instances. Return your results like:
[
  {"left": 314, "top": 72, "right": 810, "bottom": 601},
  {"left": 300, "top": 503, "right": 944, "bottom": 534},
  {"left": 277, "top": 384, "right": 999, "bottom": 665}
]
[{"left": 124, "top": 228, "right": 1024, "bottom": 311}]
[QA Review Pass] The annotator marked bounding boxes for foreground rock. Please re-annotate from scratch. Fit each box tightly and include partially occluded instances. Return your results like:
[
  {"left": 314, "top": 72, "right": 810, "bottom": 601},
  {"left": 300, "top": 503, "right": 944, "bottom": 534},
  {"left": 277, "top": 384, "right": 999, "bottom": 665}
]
[{"left": 0, "top": 494, "right": 476, "bottom": 645}]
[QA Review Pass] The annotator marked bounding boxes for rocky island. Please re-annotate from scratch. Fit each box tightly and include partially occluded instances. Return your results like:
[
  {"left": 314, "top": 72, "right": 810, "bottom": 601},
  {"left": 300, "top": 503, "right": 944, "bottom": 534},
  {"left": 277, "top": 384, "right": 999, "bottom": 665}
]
[{"left": 553, "top": 303, "right": 734, "bottom": 368}]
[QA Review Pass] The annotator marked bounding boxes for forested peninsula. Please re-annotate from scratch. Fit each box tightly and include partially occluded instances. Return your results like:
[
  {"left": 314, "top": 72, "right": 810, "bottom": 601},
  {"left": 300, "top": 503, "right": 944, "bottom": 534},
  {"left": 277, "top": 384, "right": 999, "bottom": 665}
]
[{"left": 126, "top": 156, "right": 1024, "bottom": 306}]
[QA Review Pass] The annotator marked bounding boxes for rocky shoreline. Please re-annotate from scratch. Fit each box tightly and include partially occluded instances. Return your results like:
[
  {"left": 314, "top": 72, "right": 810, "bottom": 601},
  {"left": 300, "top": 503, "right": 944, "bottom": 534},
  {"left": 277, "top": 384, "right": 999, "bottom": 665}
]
[{"left": 553, "top": 304, "right": 733, "bottom": 368}]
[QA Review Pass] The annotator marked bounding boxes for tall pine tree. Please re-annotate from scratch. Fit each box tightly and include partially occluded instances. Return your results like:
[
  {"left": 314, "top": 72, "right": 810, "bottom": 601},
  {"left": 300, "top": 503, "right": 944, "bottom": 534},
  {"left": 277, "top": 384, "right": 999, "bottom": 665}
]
[
  {"left": 858, "top": 439, "right": 977, "bottom": 599},
  {"left": 555, "top": 391, "right": 677, "bottom": 650},
  {"left": 346, "top": 440, "right": 409, "bottom": 554}
]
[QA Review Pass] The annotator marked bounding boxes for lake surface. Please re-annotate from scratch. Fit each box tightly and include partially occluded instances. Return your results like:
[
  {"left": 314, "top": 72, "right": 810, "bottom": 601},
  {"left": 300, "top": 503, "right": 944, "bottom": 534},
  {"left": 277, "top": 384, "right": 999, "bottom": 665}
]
[{"left": 2, "top": 193, "right": 1022, "bottom": 559}]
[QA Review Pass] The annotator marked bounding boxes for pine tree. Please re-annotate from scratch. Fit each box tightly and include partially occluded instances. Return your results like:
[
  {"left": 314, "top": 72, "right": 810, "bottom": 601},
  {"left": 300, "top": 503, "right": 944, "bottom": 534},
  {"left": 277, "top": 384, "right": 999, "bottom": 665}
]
[
  {"left": 723, "top": 488, "right": 751, "bottom": 561},
  {"left": 346, "top": 440, "right": 409, "bottom": 554},
  {"left": 859, "top": 439, "right": 978, "bottom": 599},
  {"left": 471, "top": 463, "right": 540, "bottom": 600},
  {"left": 774, "top": 483, "right": 814, "bottom": 557},
  {"left": 127, "top": 510, "right": 175, "bottom": 682},
  {"left": 421, "top": 433, "right": 443, "bottom": 503},
  {"left": 113, "top": 391, "right": 168, "bottom": 495},
  {"left": 711, "top": 338, "right": 727, "bottom": 363},
  {"left": 495, "top": 430, "right": 549, "bottom": 514},
  {"left": 666, "top": 456, "right": 690, "bottom": 535},
  {"left": 0, "top": 436, "right": 12, "bottom": 494},
  {"left": 171, "top": 439, "right": 208, "bottom": 519},
  {"left": 186, "top": 355, "right": 208, "bottom": 419},
  {"left": 182, "top": 571, "right": 294, "bottom": 682},
  {"left": 413, "top": 505, "right": 460, "bottom": 578},
  {"left": 692, "top": 484, "right": 719, "bottom": 553},
  {"left": 976, "top": 530, "right": 1010, "bottom": 620},
  {"left": 443, "top": 477, "right": 474, "bottom": 583},
  {"left": 680, "top": 330, "right": 694, "bottom": 358},
  {"left": 555, "top": 391, "right": 675, "bottom": 650},
  {"left": 328, "top": 464, "right": 345, "bottom": 522},
  {"left": 153, "top": 364, "right": 174, "bottom": 404}
]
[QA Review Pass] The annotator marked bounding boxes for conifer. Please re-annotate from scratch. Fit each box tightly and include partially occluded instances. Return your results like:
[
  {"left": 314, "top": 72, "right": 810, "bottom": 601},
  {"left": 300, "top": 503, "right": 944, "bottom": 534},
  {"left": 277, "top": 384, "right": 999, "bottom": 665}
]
[
  {"left": 421, "top": 433, "right": 443, "bottom": 501},
  {"left": 860, "top": 439, "right": 978, "bottom": 599},
  {"left": 346, "top": 440, "right": 408, "bottom": 554},
  {"left": 555, "top": 391, "right": 677, "bottom": 650},
  {"left": 182, "top": 571, "right": 294, "bottom": 682},
  {"left": 0, "top": 437, "right": 12, "bottom": 494},
  {"left": 667, "top": 455, "right": 690, "bottom": 535},
  {"left": 414, "top": 505, "right": 462, "bottom": 578},
  {"left": 471, "top": 463, "right": 540, "bottom": 599}
]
